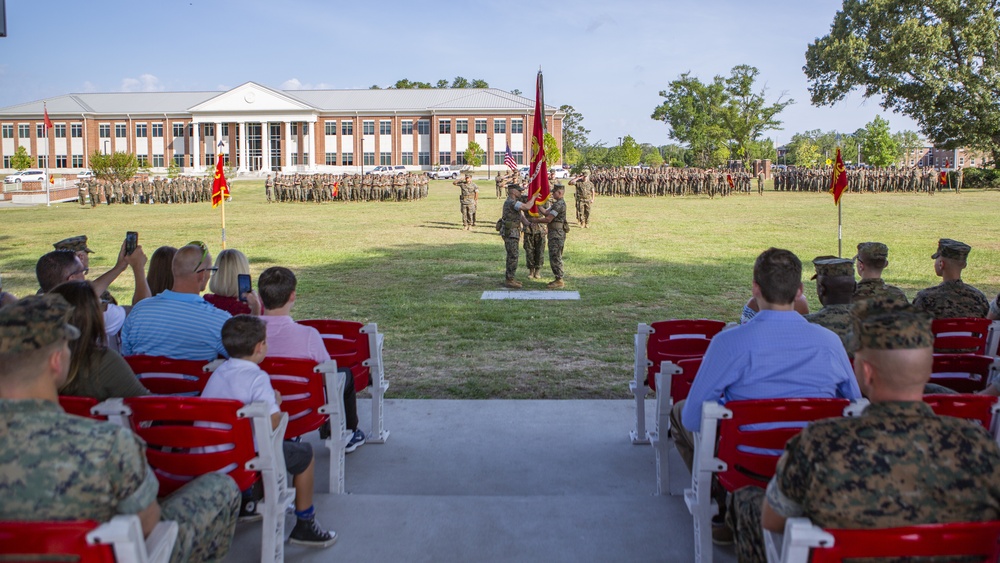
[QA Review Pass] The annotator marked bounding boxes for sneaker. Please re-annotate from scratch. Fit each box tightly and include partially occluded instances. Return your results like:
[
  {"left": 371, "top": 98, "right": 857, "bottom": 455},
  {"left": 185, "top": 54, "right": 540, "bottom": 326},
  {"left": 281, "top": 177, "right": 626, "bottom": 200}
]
[
  {"left": 345, "top": 429, "right": 366, "bottom": 454},
  {"left": 238, "top": 480, "right": 264, "bottom": 522},
  {"left": 547, "top": 279, "right": 565, "bottom": 289},
  {"left": 711, "top": 515, "right": 734, "bottom": 545},
  {"left": 288, "top": 517, "right": 337, "bottom": 548}
]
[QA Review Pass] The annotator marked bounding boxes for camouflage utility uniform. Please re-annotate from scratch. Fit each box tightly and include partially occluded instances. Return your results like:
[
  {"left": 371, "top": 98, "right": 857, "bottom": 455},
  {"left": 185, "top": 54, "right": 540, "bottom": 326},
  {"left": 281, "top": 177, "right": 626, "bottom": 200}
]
[
  {"left": 501, "top": 192, "right": 525, "bottom": 283},
  {"left": 853, "top": 278, "right": 908, "bottom": 303},
  {"left": 0, "top": 400, "right": 240, "bottom": 563},
  {"left": 522, "top": 198, "right": 546, "bottom": 279},
  {"left": 912, "top": 280, "right": 990, "bottom": 318},
  {"left": 458, "top": 179, "right": 478, "bottom": 229},
  {"left": 545, "top": 197, "right": 569, "bottom": 283},
  {"left": 803, "top": 304, "right": 853, "bottom": 353}
]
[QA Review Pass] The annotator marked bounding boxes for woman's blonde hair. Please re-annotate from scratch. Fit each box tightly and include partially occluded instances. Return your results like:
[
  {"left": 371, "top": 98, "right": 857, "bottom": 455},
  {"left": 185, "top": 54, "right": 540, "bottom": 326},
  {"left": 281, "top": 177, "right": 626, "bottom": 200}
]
[{"left": 208, "top": 249, "right": 250, "bottom": 297}]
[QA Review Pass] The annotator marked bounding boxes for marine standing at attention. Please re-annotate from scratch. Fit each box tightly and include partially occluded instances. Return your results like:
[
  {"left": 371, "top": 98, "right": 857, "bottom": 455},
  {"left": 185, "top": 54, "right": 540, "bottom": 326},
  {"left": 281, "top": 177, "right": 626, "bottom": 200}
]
[
  {"left": 454, "top": 173, "right": 479, "bottom": 230},
  {"left": 529, "top": 183, "right": 569, "bottom": 289},
  {"left": 569, "top": 169, "right": 595, "bottom": 228},
  {"left": 500, "top": 183, "right": 538, "bottom": 289}
]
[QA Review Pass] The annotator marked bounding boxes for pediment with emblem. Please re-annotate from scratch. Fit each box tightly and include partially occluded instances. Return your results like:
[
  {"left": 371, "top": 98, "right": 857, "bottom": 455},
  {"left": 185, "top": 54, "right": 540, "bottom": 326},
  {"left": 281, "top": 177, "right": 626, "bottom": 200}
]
[{"left": 188, "top": 82, "right": 315, "bottom": 114}]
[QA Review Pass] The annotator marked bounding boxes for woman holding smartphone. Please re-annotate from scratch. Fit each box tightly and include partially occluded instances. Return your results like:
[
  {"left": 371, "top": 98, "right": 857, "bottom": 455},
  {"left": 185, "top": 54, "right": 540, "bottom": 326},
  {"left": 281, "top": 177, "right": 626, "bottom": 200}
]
[{"left": 203, "top": 249, "right": 258, "bottom": 316}]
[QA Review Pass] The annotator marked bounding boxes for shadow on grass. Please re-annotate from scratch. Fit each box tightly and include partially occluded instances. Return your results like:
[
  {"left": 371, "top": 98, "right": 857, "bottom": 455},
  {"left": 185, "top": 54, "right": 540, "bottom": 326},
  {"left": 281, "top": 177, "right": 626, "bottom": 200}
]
[{"left": 286, "top": 241, "right": 753, "bottom": 400}]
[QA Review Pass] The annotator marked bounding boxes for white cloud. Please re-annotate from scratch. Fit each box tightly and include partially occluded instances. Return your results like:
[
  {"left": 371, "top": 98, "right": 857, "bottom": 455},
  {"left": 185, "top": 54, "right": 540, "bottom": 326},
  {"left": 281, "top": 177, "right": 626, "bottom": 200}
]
[
  {"left": 280, "top": 78, "right": 333, "bottom": 90},
  {"left": 82, "top": 81, "right": 97, "bottom": 93},
  {"left": 120, "top": 74, "right": 163, "bottom": 92}
]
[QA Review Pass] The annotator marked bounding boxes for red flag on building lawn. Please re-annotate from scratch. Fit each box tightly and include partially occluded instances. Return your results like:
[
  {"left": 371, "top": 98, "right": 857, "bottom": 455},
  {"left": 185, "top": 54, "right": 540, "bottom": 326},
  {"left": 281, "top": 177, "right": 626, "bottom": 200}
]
[
  {"left": 43, "top": 104, "right": 53, "bottom": 131},
  {"left": 939, "top": 171, "right": 948, "bottom": 185},
  {"left": 526, "top": 70, "right": 550, "bottom": 216},
  {"left": 211, "top": 153, "right": 230, "bottom": 208},
  {"left": 332, "top": 182, "right": 339, "bottom": 198},
  {"left": 829, "top": 147, "right": 848, "bottom": 205}
]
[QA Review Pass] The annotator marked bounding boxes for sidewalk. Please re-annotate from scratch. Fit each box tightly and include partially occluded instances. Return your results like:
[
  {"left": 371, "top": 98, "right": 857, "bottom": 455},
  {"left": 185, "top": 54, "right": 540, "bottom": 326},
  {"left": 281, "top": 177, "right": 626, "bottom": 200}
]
[{"left": 225, "top": 399, "right": 737, "bottom": 562}]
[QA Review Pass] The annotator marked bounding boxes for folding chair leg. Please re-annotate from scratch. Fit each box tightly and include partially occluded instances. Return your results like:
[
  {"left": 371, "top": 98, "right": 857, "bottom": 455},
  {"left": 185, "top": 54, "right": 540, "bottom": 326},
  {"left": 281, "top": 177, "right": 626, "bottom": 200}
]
[
  {"left": 364, "top": 327, "right": 390, "bottom": 444},
  {"left": 630, "top": 330, "right": 651, "bottom": 444}
]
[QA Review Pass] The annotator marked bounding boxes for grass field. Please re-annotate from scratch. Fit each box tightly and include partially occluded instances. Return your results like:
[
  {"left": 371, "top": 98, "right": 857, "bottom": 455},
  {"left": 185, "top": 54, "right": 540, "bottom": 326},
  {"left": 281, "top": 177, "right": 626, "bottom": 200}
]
[{"left": 2, "top": 180, "right": 998, "bottom": 399}]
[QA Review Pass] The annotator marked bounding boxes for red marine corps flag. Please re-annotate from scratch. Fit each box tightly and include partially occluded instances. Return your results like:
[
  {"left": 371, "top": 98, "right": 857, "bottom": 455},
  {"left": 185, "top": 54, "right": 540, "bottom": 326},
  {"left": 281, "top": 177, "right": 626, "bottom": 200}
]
[
  {"left": 829, "top": 147, "right": 848, "bottom": 205},
  {"left": 211, "top": 152, "right": 230, "bottom": 208},
  {"left": 525, "top": 70, "right": 550, "bottom": 216},
  {"left": 43, "top": 104, "right": 53, "bottom": 131}
]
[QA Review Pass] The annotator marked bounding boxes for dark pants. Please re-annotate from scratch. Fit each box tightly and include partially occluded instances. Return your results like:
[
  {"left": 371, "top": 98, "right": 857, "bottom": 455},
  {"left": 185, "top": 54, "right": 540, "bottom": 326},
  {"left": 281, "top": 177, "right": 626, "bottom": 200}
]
[{"left": 341, "top": 367, "right": 359, "bottom": 431}]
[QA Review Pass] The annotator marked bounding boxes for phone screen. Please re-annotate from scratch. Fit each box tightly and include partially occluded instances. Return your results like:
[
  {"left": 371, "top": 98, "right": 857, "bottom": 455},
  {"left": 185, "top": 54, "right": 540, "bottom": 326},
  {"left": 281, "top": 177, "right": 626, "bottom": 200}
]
[
  {"left": 238, "top": 274, "right": 252, "bottom": 302},
  {"left": 125, "top": 232, "right": 138, "bottom": 255}
]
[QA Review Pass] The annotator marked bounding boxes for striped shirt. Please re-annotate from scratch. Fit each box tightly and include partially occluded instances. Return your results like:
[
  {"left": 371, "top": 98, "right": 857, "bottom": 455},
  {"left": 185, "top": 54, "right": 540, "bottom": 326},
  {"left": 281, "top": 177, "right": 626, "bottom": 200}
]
[{"left": 121, "top": 289, "right": 230, "bottom": 361}]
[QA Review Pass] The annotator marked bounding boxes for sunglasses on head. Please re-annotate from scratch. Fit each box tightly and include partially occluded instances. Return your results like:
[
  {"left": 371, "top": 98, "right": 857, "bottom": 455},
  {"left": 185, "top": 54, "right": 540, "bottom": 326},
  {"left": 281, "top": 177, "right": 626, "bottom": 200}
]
[{"left": 187, "top": 241, "right": 217, "bottom": 274}]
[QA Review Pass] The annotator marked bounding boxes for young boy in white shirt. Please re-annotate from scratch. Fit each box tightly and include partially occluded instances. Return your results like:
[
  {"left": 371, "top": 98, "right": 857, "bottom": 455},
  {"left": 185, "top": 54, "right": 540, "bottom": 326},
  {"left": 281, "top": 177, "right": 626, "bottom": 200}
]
[{"left": 201, "top": 314, "right": 336, "bottom": 548}]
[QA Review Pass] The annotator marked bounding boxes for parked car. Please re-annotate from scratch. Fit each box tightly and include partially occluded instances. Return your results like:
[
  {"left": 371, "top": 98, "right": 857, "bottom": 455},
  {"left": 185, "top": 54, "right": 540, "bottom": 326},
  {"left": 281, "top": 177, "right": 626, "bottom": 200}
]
[
  {"left": 550, "top": 166, "right": 570, "bottom": 179},
  {"left": 427, "top": 165, "right": 460, "bottom": 180},
  {"left": 366, "top": 165, "right": 390, "bottom": 176},
  {"left": 518, "top": 166, "right": 530, "bottom": 178},
  {"left": 4, "top": 169, "right": 46, "bottom": 184},
  {"left": 389, "top": 165, "right": 407, "bottom": 176},
  {"left": 76, "top": 169, "right": 95, "bottom": 179}
]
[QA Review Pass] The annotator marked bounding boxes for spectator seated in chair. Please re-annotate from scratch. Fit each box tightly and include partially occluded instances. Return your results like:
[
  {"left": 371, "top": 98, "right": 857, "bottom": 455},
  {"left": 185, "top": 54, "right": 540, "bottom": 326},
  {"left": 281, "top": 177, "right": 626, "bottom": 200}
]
[
  {"left": 200, "top": 314, "right": 337, "bottom": 548},
  {"left": 146, "top": 246, "right": 177, "bottom": 297},
  {"left": 912, "top": 238, "right": 989, "bottom": 319},
  {"left": 729, "top": 296, "right": 1000, "bottom": 563},
  {"left": 0, "top": 295, "right": 240, "bottom": 563},
  {"left": 203, "top": 249, "right": 252, "bottom": 316},
  {"left": 257, "top": 266, "right": 366, "bottom": 453}
]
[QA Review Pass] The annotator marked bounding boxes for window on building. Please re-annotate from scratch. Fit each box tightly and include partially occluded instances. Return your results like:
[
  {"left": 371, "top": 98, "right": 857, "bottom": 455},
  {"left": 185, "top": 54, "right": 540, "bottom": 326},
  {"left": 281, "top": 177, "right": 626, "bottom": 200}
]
[
  {"left": 203, "top": 123, "right": 214, "bottom": 136},
  {"left": 325, "top": 122, "right": 337, "bottom": 136},
  {"left": 205, "top": 153, "right": 214, "bottom": 166},
  {"left": 137, "top": 155, "right": 149, "bottom": 167},
  {"left": 20, "top": 124, "right": 32, "bottom": 138},
  {"left": 37, "top": 124, "right": 46, "bottom": 137},
  {"left": 71, "top": 124, "right": 82, "bottom": 138},
  {"left": 401, "top": 152, "right": 413, "bottom": 165},
  {"left": 971, "top": 158, "right": 976, "bottom": 166},
  {"left": 379, "top": 120, "right": 391, "bottom": 135},
  {"left": 363, "top": 152, "right": 375, "bottom": 166},
  {"left": 291, "top": 153, "right": 298, "bottom": 165},
  {"left": 401, "top": 120, "right": 413, "bottom": 135},
  {"left": 418, "top": 151, "right": 430, "bottom": 165},
  {"left": 54, "top": 124, "right": 66, "bottom": 138},
  {"left": 342, "top": 121, "right": 353, "bottom": 135},
  {"left": 417, "top": 120, "right": 430, "bottom": 135},
  {"left": 174, "top": 154, "right": 184, "bottom": 167},
  {"left": 150, "top": 154, "right": 163, "bottom": 167},
  {"left": 475, "top": 119, "right": 487, "bottom": 134},
  {"left": 439, "top": 151, "right": 452, "bottom": 165},
  {"left": 56, "top": 155, "right": 67, "bottom": 168},
  {"left": 221, "top": 123, "right": 229, "bottom": 137},
  {"left": 439, "top": 120, "right": 451, "bottom": 134},
  {"left": 513, "top": 151, "right": 524, "bottom": 164},
  {"left": 511, "top": 119, "right": 523, "bottom": 134},
  {"left": 136, "top": 124, "right": 147, "bottom": 138},
  {"left": 363, "top": 120, "right": 375, "bottom": 135},
  {"left": 456, "top": 119, "right": 468, "bottom": 134},
  {"left": 38, "top": 155, "right": 48, "bottom": 168},
  {"left": 149, "top": 123, "right": 161, "bottom": 138},
  {"left": 494, "top": 120, "right": 506, "bottom": 134},
  {"left": 456, "top": 153, "right": 466, "bottom": 165},
  {"left": 173, "top": 123, "right": 185, "bottom": 137},
  {"left": 115, "top": 124, "right": 127, "bottom": 138},
  {"left": 2, "top": 125, "right": 13, "bottom": 138},
  {"left": 72, "top": 155, "right": 83, "bottom": 167},
  {"left": 494, "top": 151, "right": 504, "bottom": 165},
  {"left": 960, "top": 157, "right": 965, "bottom": 165},
  {"left": 380, "top": 152, "right": 391, "bottom": 165},
  {"left": 3, "top": 156, "right": 11, "bottom": 168},
  {"left": 342, "top": 152, "right": 354, "bottom": 166},
  {"left": 325, "top": 152, "right": 336, "bottom": 165}
]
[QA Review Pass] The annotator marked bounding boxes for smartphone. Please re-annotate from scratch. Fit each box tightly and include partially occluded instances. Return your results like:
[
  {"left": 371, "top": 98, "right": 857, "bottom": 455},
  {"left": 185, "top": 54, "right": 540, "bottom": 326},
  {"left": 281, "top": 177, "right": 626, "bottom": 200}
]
[
  {"left": 124, "top": 231, "right": 138, "bottom": 255},
  {"left": 238, "top": 274, "right": 252, "bottom": 302}
]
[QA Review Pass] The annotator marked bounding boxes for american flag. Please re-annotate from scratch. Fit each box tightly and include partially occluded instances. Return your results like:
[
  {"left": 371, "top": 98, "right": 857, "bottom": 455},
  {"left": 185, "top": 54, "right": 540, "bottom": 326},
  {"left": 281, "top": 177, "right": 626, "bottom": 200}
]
[{"left": 503, "top": 143, "right": 518, "bottom": 171}]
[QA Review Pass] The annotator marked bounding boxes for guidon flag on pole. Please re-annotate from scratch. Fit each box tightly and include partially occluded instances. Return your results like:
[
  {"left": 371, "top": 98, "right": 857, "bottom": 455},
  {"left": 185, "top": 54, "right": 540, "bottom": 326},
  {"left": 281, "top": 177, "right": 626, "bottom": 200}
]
[
  {"left": 829, "top": 147, "right": 848, "bottom": 205},
  {"left": 43, "top": 104, "right": 53, "bottom": 131},
  {"left": 525, "top": 70, "right": 550, "bottom": 216},
  {"left": 211, "top": 153, "right": 230, "bottom": 208}
]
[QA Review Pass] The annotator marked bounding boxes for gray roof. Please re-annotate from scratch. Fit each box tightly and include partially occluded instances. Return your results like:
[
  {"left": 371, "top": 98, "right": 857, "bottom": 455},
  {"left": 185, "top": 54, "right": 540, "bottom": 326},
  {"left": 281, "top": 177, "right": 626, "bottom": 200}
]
[{"left": 0, "top": 85, "right": 558, "bottom": 118}]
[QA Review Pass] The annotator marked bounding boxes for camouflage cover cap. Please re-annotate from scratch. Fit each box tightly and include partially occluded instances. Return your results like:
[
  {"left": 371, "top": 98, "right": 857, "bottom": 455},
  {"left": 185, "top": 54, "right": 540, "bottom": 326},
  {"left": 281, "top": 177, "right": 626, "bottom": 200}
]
[
  {"left": 53, "top": 235, "right": 93, "bottom": 254},
  {"left": 506, "top": 183, "right": 525, "bottom": 191},
  {"left": 849, "top": 296, "right": 933, "bottom": 351},
  {"left": 855, "top": 242, "right": 888, "bottom": 263},
  {"left": 0, "top": 294, "right": 80, "bottom": 355},
  {"left": 931, "top": 238, "right": 971, "bottom": 260},
  {"left": 553, "top": 182, "right": 565, "bottom": 189},
  {"left": 810, "top": 255, "right": 850, "bottom": 279}
]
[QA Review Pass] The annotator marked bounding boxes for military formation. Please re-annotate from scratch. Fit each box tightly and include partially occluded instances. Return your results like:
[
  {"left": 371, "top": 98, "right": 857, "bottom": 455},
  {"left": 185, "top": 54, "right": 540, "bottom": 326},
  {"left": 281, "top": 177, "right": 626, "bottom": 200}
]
[
  {"left": 76, "top": 176, "right": 216, "bottom": 207},
  {"left": 267, "top": 172, "right": 429, "bottom": 203},
  {"left": 587, "top": 166, "right": 757, "bottom": 198},
  {"left": 774, "top": 165, "right": 958, "bottom": 194}
]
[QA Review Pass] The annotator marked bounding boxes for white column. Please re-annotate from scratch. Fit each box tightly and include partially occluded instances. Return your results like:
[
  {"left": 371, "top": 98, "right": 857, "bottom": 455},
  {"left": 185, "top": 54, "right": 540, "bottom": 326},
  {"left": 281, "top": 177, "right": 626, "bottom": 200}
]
[
  {"left": 239, "top": 121, "right": 249, "bottom": 173},
  {"left": 262, "top": 122, "right": 271, "bottom": 172},
  {"left": 285, "top": 121, "right": 292, "bottom": 171},
  {"left": 305, "top": 121, "right": 314, "bottom": 171},
  {"left": 192, "top": 122, "right": 201, "bottom": 170}
]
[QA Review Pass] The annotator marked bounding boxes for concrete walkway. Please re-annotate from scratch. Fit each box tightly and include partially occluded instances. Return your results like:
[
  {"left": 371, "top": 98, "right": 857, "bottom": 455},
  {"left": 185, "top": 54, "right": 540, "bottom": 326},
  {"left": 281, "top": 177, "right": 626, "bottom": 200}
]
[{"left": 225, "top": 399, "right": 737, "bottom": 562}]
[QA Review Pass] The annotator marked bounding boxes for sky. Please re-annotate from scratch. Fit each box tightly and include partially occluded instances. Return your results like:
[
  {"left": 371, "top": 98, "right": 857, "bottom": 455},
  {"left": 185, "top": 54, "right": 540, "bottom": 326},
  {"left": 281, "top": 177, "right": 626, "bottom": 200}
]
[{"left": 0, "top": 0, "right": 921, "bottom": 148}]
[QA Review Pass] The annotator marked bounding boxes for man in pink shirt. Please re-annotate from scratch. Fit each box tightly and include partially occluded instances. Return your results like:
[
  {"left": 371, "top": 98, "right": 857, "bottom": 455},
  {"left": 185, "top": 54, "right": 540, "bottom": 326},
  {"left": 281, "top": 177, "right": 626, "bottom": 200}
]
[{"left": 258, "top": 267, "right": 365, "bottom": 452}]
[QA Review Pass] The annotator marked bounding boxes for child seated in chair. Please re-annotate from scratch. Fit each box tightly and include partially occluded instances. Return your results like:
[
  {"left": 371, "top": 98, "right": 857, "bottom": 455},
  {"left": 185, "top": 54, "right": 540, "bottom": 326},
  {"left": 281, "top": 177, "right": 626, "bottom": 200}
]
[{"left": 201, "top": 314, "right": 337, "bottom": 548}]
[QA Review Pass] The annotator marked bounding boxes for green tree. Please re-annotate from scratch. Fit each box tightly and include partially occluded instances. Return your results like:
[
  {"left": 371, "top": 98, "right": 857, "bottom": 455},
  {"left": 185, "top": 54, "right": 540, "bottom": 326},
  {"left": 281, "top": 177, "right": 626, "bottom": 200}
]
[
  {"left": 893, "top": 130, "right": 923, "bottom": 165},
  {"left": 721, "top": 65, "right": 794, "bottom": 163},
  {"left": 167, "top": 159, "right": 180, "bottom": 179},
  {"left": 435, "top": 79, "right": 449, "bottom": 89},
  {"left": 604, "top": 146, "right": 627, "bottom": 167},
  {"left": 464, "top": 141, "right": 484, "bottom": 168},
  {"left": 804, "top": 0, "right": 1000, "bottom": 167},
  {"left": 10, "top": 145, "right": 33, "bottom": 170},
  {"left": 451, "top": 76, "right": 470, "bottom": 88},
  {"left": 89, "top": 151, "right": 112, "bottom": 180},
  {"left": 392, "top": 79, "right": 433, "bottom": 89},
  {"left": 660, "top": 144, "right": 689, "bottom": 167},
  {"left": 369, "top": 84, "right": 381, "bottom": 90},
  {"left": 470, "top": 79, "right": 489, "bottom": 88},
  {"left": 861, "top": 116, "right": 900, "bottom": 167},
  {"left": 563, "top": 146, "right": 582, "bottom": 167},
  {"left": 109, "top": 151, "right": 138, "bottom": 182},
  {"left": 559, "top": 104, "right": 590, "bottom": 160},
  {"left": 793, "top": 139, "right": 822, "bottom": 167},
  {"left": 642, "top": 148, "right": 665, "bottom": 167},
  {"left": 620, "top": 135, "right": 642, "bottom": 166},
  {"left": 543, "top": 133, "right": 560, "bottom": 168},
  {"left": 511, "top": 89, "right": 522, "bottom": 96}
]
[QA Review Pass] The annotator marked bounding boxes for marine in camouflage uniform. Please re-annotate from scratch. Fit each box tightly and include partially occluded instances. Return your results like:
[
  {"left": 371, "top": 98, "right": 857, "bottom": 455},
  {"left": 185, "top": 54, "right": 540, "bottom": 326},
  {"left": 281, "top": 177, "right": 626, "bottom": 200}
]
[
  {"left": 521, "top": 192, "right": 546, "bottom": 279},
  {"left": 803, "top": 257, "right": 856, "bottom": 354},
  {"left": 265, "top": 173, "right": 274, "bottom": 203},
  {"left": 500, "top": 183, "right": 536, "bottom": 288},
  {"left": 455, "top": 173, "right": 478, "bottom": 230},
  {"left": 852, "top": 242, "right": 908, "bottom": 303},
  {"left": 729, "top": 297, "right": 1000, "bottom": 563},
  {"left": 569, "top": 169, "right": 595, "bottom": 228},
  {"left": 0, "top": 295, "right": 241, "bottom": 563},
  {"left": 531, "top": 183, "right": 569, "bottom": 289},
  {"left": 912, "top": 238, "right": 990, "bottom": 318}
]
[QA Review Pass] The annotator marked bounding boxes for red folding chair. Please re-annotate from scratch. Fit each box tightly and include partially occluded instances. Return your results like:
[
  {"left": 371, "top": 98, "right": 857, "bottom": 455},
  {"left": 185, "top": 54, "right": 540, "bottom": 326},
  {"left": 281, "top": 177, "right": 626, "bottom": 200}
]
[
  {"left": 686, "top": 398, "right": 867, "bottom": 563},
  {"left": 770, "top": 517, "right": 1000, "bottom": 562},
  {"left": 260, "top": 357, "right": 350, "bottom": 494},
  {"left": 119, "top": 396, "right": 293, "bottom": 563},
  {"left": 650, "top": 357, "right": 703, "bottom": 495},
  {"left": 299, "top": 319, "right": 390, "bottom": 444},
  {"left": 932, "top": 317, "right": 992, "bottom": 355},
  {"left": 0, "top": 515, "right": 178, "bottom": 563},
  {"left": 924, "top": 394, "right": 1000, "bottom": 438},
  {"left": 930, "top": 354, "right": 997, "bottom": 393},
  {"left": 59, "top": 395, "right": 105, "bottom": 420},
  {"left": 124, "top": 355, "right": 217, "bottom": 396},
  {"left": 631, "top": 320, "right": 725, "bottom": 444}
]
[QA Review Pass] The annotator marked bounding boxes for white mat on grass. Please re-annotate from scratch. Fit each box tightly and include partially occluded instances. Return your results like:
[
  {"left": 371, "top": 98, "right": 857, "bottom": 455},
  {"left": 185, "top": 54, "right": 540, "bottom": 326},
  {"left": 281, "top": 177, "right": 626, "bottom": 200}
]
[{"left": 481, "top": 290, "right": 580, "bottom": 300}]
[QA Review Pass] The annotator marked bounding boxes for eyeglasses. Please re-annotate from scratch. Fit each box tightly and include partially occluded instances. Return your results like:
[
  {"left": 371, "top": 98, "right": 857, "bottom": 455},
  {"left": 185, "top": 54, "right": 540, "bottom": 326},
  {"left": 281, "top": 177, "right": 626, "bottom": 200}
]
[
  {"left": 66, "top": 267, "right": 89, "bottom": 279},
  {"left": 187, "top": 241, "right": 211, "bottom": 273}
]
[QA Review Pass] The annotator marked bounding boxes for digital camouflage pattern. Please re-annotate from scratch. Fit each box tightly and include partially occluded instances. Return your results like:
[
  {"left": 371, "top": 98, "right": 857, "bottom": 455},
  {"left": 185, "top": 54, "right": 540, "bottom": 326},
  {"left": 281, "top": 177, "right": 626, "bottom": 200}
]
[
  {"left": 803, "top": 304, "right": 853, "bottom": 353},
  {"left": 501, "top": 190, "right": 525, "bottom": 280},
  {"left": 849, "top": 296, "right": 933, "bottom": 351},
  {"left": 811, "top": 258, "right": 854, "bottom": 278},
  {"left": 0, "top": 400, "right": 239, "bottom": 563},
  {"left": 0, "top": 294, "right": 79, "bottom": 354},
  {"left": 931, "top": 238, "right": 971, "bottom": 261},
  {"left": 855, "top": 241, "right": 888, "bottom": 264},
  {"left": 546, "top": 198, "right": 569, "bottom": 280},
  {"left": 53, "top": 235, "right": 94, "bottom": 254},
  {"left": 853, "top": 278, "right": 908, "bottom": 303},
  {"left": 912, "top": 279, "right": 990, "bottom": 319}
]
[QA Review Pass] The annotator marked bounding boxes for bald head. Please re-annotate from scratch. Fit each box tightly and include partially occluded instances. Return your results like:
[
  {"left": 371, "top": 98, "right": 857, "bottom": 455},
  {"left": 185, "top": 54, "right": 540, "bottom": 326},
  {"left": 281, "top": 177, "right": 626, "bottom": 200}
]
[
  {"left": 853, "top": 347, "right": 932, "bottom": 401},
  {"left": 171, "top": 245, "right": 211, "bottom": 294}
]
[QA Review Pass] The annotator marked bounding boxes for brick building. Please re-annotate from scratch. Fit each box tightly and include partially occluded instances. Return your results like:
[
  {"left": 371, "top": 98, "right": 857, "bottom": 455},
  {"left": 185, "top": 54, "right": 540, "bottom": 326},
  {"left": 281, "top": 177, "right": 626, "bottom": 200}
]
[{"left": 0, "top": 82, "right": 563, "bottom": 174}]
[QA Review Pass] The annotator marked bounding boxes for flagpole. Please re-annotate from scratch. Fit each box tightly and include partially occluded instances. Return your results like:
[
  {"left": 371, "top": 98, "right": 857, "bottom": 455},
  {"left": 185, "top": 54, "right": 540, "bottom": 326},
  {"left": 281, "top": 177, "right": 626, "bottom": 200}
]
[
  {"left": 838, "top": 201, "right": 842, "bottom": 258},
  {"left": 221, "top": 192, "right": 227, "bottom": 249}
]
